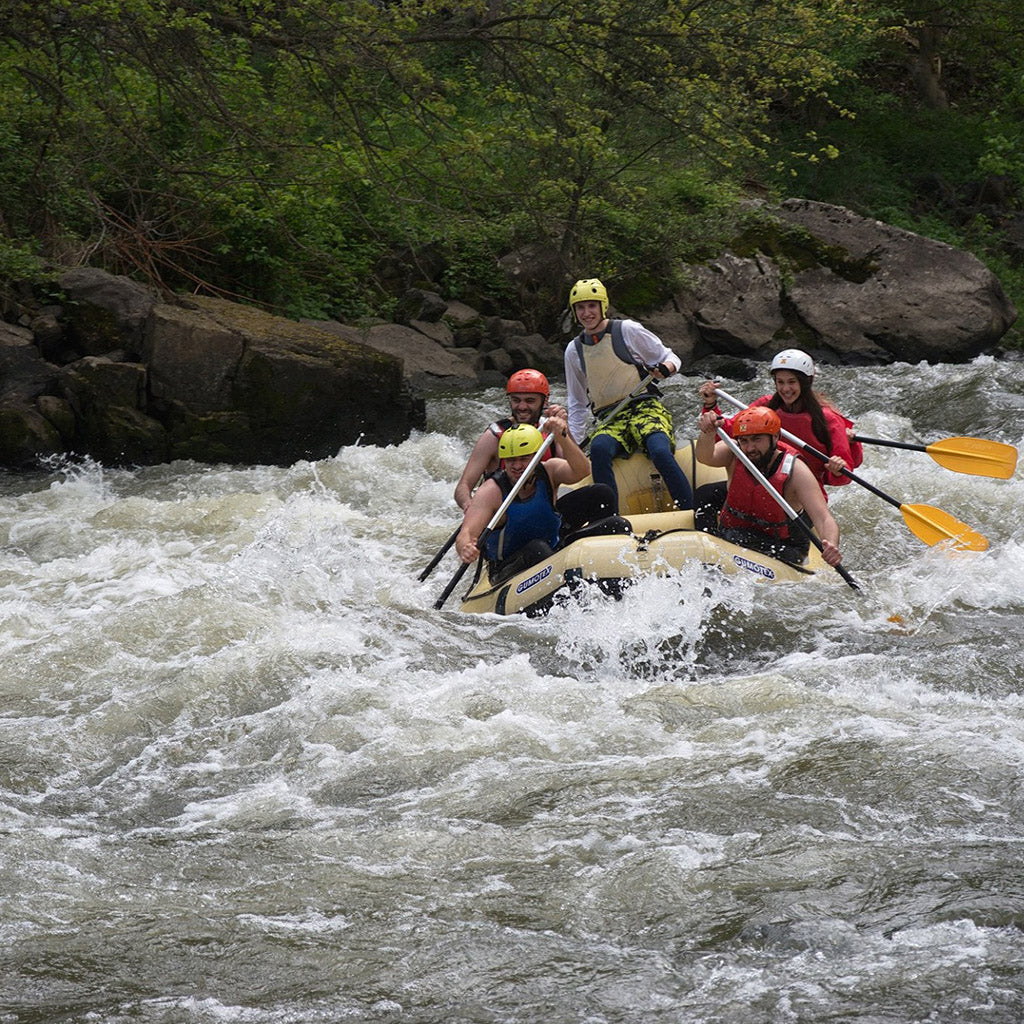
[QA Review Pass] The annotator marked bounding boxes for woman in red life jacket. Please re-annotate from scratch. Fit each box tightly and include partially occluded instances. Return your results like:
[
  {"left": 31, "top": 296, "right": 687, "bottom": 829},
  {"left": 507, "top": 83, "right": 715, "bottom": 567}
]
[
  {"left": 698, "top": 349, "right": 863, "bottom": 498},
  {"left": 693, "top": 405, "right": 843, "bottom": 568}
]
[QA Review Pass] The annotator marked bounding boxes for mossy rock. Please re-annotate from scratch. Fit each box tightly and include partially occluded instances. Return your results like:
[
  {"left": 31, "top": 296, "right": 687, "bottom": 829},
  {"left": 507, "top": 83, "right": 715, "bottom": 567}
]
[{"left": 730, "top": 219, "right": 879, "bottom": 284}]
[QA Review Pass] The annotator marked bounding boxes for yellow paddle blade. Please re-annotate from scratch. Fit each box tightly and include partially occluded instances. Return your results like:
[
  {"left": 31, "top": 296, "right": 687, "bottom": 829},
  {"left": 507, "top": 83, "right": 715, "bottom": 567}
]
[
  {"left": 901, "top": 503, "right": 989, "bottom": 551},
  {"left": 927, "top": 437, "right": 1018, "bottom": 479}
]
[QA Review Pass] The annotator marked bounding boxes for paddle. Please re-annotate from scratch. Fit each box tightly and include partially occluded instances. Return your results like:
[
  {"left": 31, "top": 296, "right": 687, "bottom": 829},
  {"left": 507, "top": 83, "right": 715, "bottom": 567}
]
[
  {"left": 420, "top": 373, "right": 655, "bottom": 581},
  {"left": 852, "top": 434, "right": 1017, "bottom": 479},
  {"left": 715, "top": 425, "right": 860, "bottom": 590},
  {"left": 417, "top": 525, "right": 459, "bottom": 582},
  {"left": 713, "top": 388, "right": 989, "bottom": 552},
  {"left": 434, "top": 430, "right": 557, "bottom": 610}
]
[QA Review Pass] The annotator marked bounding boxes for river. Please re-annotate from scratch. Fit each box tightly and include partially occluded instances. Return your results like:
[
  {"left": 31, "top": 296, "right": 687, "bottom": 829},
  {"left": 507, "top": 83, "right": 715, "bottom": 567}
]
[{"left": 2, "top": 356, "right": 1022, "bottom": 1023}]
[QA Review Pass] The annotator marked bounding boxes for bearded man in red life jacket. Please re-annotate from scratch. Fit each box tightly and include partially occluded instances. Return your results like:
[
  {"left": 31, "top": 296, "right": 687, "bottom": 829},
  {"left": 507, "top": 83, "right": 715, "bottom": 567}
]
[
  {"left": 694, "top": 406, "right": 844, "bottom": 568},
  {"left": 454, "top": 369, "right": 567, "bottom": 511}
]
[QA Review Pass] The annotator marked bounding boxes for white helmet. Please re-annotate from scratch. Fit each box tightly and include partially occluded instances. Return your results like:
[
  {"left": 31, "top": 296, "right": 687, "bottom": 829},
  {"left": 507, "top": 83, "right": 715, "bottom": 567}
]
[{"left": 770, "top": 349, "right": 815, "bottom": 377}]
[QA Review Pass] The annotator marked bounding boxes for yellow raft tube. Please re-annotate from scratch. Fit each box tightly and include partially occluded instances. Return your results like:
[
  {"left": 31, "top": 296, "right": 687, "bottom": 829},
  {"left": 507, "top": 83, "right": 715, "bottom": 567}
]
[{"left": 457, "top": 440, "right": 835, "bottom": 616}]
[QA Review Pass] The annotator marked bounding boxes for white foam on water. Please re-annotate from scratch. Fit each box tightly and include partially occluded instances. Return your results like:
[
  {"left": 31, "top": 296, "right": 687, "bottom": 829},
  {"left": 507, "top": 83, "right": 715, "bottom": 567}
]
[{"left": 2, "top": 361, "right": 1023, "bottom": 1022}]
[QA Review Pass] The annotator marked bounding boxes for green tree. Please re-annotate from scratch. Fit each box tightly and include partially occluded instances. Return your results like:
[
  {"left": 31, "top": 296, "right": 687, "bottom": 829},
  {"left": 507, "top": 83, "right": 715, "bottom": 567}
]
[{"left": 0, "top": 0, "right": 886, "bottom": 319}]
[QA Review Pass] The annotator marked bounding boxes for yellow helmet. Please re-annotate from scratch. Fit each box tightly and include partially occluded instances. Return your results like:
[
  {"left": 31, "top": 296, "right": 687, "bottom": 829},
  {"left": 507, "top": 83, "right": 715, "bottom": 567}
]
[
  {"left": 569, "top": 278, "right": 609, "bottom": 320},
  {"left": 498, "top": 424, "right": 545, "bottom": 460}
]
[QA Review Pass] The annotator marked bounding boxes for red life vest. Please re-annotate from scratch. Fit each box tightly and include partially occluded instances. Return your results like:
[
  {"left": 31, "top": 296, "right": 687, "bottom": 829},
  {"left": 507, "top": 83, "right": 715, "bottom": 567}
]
[
  {"left": 719, "top": 447, "right": 797, "bottom": 541},
  {"left": 746, "top": 397, "right": 863, "bottom": 495}
]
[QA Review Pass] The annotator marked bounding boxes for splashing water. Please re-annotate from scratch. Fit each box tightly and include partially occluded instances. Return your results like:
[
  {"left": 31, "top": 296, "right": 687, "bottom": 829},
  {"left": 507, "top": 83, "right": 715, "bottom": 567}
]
[{"left": 2, "top": 358, "right": 1023, "bottom": 1023}]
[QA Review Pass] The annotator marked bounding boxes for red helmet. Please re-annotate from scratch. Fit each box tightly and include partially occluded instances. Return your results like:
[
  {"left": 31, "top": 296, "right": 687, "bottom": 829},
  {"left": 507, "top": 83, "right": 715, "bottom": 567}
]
[
  {"left": 733, "top": 407, "right": 781, "bottom": 437},
  {"left": 506, "top": 369, "right": 550, "bottom": 398}
]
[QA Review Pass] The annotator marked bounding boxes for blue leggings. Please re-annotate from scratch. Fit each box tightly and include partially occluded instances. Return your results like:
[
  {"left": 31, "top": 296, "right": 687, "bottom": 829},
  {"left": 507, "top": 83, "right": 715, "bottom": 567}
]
[{"left": 589, "top": 430, "right": 694, "bottom": 510}]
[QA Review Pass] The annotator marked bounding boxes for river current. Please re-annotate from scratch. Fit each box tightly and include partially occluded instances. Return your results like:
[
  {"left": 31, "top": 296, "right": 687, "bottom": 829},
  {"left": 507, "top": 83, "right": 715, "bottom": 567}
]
[{"left": 2, "top": 357, "right": 1022, "bottom": 1023}]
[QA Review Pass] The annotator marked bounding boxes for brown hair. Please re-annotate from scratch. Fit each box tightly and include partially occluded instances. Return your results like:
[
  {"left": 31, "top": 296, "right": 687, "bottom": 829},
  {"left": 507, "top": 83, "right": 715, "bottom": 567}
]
[{"left": 768, "top": 370, "right": 833, "bottom": 454}]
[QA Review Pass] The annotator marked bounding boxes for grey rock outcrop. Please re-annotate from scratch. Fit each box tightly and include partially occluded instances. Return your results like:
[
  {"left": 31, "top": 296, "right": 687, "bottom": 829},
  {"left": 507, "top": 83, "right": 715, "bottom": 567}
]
[
  {"left": 311, "top": 320, "right": 478, "bottom": 387},
  {"left": 777, "top": 199, "right": 1015, "bottom": 362},
  {"left": 144, "top": 296, "right": 425, "bottom": 465},
  {"left": 306, "top": 301, "right": 565, "bottom": 388},
  {"left": 62, "top": 266, "right": 158, "bottom": 356},
  {"left": 0, "top": 273, "right": 426, "bottom": 468},
  {"left": 662, "top": 200, "right": 1016, "bottom": 367}
]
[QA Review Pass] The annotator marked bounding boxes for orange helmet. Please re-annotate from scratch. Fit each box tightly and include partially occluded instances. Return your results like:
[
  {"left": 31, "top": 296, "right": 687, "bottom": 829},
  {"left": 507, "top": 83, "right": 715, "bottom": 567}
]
[
  {"left": 506, "top": 369, "right": 550, "bottom": 398},
  {"left": 733, "top": 407, "right": 781, "bottom": 437}
]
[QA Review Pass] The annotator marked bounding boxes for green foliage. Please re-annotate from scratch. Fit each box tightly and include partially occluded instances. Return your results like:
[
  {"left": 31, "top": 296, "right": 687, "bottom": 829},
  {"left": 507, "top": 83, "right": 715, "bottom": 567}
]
[
  {"left": 0, "top": 0, "right": 886, "bottom": 319},
  {"left": 0, "top": 0, "right": 1020, "bottom": 345},
  {"left": 761, "top": 0, "right": 1024, "bottom": 346},
  {"left": 0, "top": 238, "right": 45, "bottom": 282}
]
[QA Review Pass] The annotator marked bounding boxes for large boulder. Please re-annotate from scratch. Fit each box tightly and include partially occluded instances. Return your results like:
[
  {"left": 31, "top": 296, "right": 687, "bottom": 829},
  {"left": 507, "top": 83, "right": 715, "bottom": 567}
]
[
  {"left": 0, "top": 344, "right": 64, "bottom": 466},
  {"left": 146, "top": 296, "right": 425, "bottom": 464},
  {"left": 685, "top": 253, "right": 787, "bottom": 354},
  {"left": 308, "top": 305, "right": 565, "bottom": 387},
  {"left": 309, "top": 319, "right": 478, "bottom": 389},
  {"left": 60, "top": 266, "right": 157, "bottom": 357},
  {"left": 777, "top": 199, "right": 1016, "bottom": 362},
  {"left": 666, "top": 199, "right": 1017, "bottom": 367},
  {"left": 57, "top": 356, "right": 166, "bottom": 465}
]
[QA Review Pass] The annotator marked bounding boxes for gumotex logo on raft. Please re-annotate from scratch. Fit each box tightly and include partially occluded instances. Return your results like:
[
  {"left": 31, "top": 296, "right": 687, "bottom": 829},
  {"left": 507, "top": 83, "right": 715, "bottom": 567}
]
[
  {"left": 732, "top": 554, "right": 776, "bottom": 580},
  {"left": 516, "top": 564, "right": 553, "bottom": 594}
]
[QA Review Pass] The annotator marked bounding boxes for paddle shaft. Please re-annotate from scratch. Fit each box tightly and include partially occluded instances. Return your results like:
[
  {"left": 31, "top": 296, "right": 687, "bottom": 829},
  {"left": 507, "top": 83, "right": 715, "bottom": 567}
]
[
  {"left": 715, "top": 426, "right": 859, "bottom": 590},
  {"left": 852, "top": 435, "right": 928, "bottom": 453},
  {"left": 434, "top": 430, "right": 557, "bottom": 609},
  {"left": 417, "top": 525, "right": 459, "bottom": 582}
]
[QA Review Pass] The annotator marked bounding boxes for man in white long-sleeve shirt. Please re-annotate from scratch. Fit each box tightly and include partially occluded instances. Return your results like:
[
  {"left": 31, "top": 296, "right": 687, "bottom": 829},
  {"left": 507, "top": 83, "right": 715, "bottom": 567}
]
[{"left": 563, "top": 278, "right": 692, "bottom": 511}]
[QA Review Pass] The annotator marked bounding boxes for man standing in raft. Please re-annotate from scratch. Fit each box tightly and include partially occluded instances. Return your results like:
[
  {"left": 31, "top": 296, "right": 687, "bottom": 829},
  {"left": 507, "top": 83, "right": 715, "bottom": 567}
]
[
  {"left": 454, "top": 369, "right": 565, "bottom": 511},
  {"left": 695, "top": 405, "right": 844, "bottom": 568},
  {"left": 563, "top": 278, "right": 693, "bottom": 512}
]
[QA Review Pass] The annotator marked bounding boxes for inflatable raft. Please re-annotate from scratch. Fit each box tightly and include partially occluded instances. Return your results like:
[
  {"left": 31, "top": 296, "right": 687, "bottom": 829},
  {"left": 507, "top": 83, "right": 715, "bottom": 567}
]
[{"left": 457, "top": 441, "right": 836, "bottom": 616}]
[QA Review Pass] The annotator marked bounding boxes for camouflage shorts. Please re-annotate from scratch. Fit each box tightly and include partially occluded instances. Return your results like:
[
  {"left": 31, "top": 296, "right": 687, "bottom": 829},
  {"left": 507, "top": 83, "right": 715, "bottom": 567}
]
[{"left": 591, "top": 397, "right": 675, "bottom": 455}]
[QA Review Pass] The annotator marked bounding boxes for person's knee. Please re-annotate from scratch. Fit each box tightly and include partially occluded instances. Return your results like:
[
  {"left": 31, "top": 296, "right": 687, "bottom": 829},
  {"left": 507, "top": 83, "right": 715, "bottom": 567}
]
[
  {"left": 490, "top": 539, "right": 554, "bottom": 583},
  {"left": 589, "top": 434, "right": 619, "bottom": 464},
  {"left": 693, "top": 482, "right": 725, "bottom": 532},
  {"left": 644, "top": 431, "right": 672, "bottom": 458},
  {"left": 590, "top": 483, "right": 617, "bottom": 512},
  {"left": 645, "top": 432, "right": 679, "bottom": 475}
]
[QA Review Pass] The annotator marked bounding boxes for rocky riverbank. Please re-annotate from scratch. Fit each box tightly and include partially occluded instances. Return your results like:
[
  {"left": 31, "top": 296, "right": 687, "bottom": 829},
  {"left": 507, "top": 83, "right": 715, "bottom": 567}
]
[{"left": 0, "top": 200, "right": 1016, "bottom": 469}]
